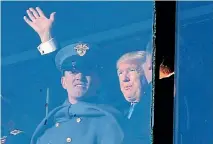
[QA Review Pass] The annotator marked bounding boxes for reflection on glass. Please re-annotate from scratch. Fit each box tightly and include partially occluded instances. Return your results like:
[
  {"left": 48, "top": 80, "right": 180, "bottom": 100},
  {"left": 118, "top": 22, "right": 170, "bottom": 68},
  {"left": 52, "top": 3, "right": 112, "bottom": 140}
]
[
  {"left": 2, "top": 2, "right": 154, "bottom": 144},
  {"left": 174, "top": 2, "right": 213, "bottom": 144}
]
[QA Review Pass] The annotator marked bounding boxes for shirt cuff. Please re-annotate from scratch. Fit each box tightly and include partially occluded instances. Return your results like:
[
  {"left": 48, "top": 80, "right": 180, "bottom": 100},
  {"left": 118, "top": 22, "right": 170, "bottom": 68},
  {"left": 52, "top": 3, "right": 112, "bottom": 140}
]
[{"left": 37, "top": 38, "right": 57, "bottom": 55}]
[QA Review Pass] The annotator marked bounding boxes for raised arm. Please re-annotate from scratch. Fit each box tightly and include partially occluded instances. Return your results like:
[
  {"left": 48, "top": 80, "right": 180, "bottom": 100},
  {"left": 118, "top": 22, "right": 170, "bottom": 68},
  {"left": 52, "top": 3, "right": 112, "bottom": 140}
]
[{"left": 24, "top": 7, "right": 57, "bottom": 55}]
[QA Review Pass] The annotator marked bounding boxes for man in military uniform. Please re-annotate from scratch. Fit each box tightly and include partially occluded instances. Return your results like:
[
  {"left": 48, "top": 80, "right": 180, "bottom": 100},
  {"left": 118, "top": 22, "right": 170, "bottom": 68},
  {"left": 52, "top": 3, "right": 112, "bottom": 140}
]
[
  {"left": 31, "top": 42, "right": 125, "bottom": 144},
  {"left": 24, "top": 7, "right": 126, "bottom": 144}
]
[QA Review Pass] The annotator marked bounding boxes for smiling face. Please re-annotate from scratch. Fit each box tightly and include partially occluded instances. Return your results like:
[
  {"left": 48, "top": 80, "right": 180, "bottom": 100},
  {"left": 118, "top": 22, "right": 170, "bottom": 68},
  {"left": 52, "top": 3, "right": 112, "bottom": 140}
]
[
  {"left": 61, "top": 70, "right": 92, "bottom": 103},
  {"left": 117, "top": 60, "right": 143, "bottom": 103}
]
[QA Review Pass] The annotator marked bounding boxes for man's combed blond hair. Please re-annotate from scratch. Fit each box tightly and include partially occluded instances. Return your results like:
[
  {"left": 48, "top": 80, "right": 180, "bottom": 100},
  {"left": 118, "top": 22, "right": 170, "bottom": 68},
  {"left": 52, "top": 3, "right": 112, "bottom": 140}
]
[{"left": 116, "top": 51, "right": 146, "bottom": 69}]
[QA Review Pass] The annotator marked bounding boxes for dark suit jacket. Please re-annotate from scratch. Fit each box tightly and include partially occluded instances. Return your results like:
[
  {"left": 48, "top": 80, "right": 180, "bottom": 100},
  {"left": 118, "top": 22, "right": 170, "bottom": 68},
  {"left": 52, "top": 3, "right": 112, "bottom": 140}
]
[{"left": 117, "top": 84, "right": 153, "bottom": 144}]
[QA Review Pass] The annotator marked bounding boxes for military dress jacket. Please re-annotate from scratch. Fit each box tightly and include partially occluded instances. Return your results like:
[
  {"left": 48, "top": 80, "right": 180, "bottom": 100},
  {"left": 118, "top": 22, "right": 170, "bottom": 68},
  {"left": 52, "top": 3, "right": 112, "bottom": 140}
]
[{"left": 30, "top": 100, "right": 125, "bottom": 144}]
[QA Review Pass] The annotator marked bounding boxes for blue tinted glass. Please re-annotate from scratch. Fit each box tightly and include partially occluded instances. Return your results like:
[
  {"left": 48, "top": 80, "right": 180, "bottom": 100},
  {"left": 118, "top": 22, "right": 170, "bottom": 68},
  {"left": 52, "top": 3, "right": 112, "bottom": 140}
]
[
  {"left": 174, "top": 2, "right": 213, "bottom": 144},
  {"left": 1, "top": 2, "right": 155, "bottom": 144}
]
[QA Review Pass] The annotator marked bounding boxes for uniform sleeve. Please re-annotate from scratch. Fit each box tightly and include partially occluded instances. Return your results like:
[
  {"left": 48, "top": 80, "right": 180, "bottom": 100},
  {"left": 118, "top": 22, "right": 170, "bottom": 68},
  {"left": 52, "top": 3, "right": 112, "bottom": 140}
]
[
  {"left": 99, "top": 119, "right": 124, "bottom": 144},
  {"left": 37, "top": 38, "right": 58, "bottom": 55}
]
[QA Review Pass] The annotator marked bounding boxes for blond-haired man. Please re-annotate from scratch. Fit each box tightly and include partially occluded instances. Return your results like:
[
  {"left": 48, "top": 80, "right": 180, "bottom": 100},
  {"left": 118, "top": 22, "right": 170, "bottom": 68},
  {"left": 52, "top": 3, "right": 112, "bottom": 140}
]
[{"left": 116, "top": 51, "right": 152, "bottom": 143}]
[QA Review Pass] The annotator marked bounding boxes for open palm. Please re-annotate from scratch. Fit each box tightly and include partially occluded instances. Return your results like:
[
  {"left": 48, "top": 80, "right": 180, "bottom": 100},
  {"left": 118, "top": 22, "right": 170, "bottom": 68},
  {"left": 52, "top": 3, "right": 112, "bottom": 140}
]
[{"left": 24, "top": 7, "right": 55, "bottom": 42}]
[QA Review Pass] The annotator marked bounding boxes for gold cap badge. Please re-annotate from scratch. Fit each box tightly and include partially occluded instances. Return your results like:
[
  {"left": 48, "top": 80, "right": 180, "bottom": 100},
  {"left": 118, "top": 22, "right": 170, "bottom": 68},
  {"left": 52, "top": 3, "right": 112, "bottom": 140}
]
[{"left": 74, "top": 43, "right": 89, "bottom": 56}]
